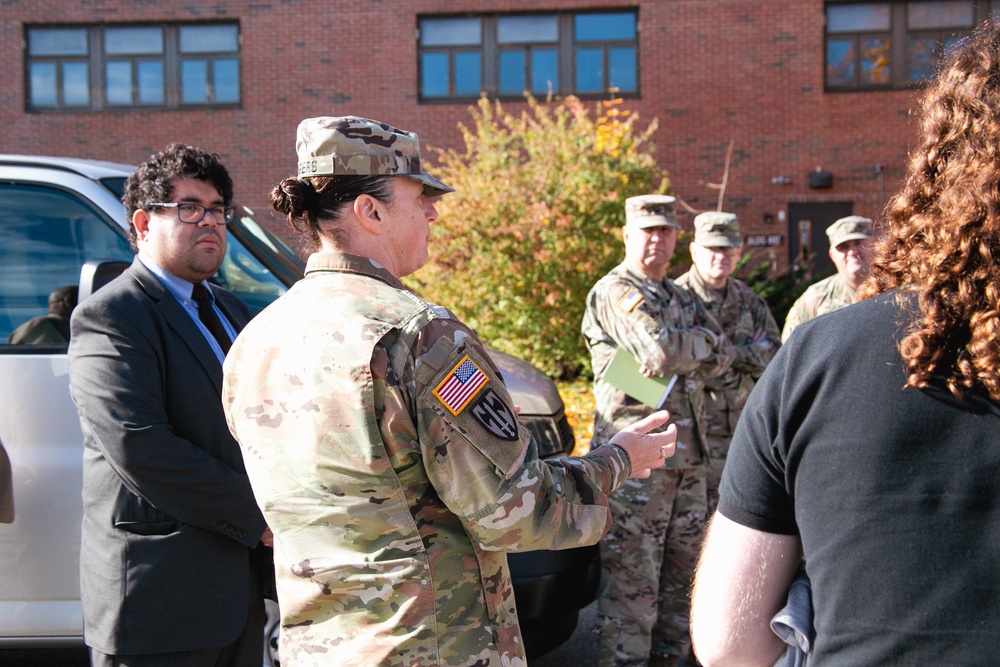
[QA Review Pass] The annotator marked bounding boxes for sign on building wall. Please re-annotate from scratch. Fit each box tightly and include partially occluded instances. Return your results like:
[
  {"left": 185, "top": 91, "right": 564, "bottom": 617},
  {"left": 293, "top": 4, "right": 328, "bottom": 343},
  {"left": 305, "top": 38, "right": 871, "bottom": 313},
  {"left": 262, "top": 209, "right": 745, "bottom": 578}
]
[{"left": 745, "top": 234, "right": 783, "bottom": 248}]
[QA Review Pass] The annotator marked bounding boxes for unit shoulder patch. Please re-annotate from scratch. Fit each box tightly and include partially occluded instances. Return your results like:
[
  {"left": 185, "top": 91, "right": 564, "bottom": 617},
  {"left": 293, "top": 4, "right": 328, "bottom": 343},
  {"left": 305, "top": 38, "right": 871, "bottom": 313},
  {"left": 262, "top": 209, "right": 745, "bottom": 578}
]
[{"left": 469, "top": 388, "right": 518, "bottom": 441}]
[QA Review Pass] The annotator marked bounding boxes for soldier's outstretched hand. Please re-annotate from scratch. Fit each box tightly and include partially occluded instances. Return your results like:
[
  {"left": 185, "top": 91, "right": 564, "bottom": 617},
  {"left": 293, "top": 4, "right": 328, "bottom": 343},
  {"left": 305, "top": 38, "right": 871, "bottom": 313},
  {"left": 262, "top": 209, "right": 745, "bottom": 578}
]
[{"left": 608, "top": 410, "right": 677, "bottom": 478}]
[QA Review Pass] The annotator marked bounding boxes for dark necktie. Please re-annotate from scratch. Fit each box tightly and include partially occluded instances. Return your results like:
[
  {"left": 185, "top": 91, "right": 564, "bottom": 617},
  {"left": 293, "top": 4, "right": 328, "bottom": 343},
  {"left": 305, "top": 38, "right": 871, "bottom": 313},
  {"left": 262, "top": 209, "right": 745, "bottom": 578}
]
[{"left": 191, "top": 284, "right": 232, "bottom": 355}]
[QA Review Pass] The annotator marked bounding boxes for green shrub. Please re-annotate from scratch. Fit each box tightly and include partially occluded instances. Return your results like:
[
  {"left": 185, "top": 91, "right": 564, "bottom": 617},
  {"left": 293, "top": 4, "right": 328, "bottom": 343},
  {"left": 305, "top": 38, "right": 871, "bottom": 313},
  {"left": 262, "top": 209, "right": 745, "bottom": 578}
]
[
  {"left": 410, "top": 95, "right": 670, "bottom": 379},
  {"left": 736, "top": 254, "right": 811, "bottom": 328}
]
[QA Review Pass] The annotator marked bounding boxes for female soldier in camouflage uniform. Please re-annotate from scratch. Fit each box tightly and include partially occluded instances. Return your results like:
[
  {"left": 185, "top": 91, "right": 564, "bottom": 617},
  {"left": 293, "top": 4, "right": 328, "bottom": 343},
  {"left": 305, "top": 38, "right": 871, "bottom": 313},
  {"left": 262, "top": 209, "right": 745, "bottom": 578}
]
[{"left": 222, "top": 116, "right": 677, "bottom": 667}]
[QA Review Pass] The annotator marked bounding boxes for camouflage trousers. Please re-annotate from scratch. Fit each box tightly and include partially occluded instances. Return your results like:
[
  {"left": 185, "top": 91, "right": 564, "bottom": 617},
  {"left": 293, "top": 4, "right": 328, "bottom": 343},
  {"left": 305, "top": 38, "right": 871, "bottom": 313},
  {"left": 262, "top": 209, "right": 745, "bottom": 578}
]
[
  {"left": 594, "top": 466, "right": 708, "bottom": 667},
  {"left": 704, "top": 432, "right": 732, "bottom": 516}
]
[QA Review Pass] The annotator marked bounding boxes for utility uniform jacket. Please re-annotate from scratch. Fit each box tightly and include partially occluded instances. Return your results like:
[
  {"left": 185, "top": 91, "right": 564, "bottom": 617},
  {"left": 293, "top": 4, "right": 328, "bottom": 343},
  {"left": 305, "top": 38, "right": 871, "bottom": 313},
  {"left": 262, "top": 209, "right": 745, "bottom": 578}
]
[
  {"left": 782, "top": 273, "right": 856, "bottom": 342},
  {"left": 581, "top": 261, "right": 734, "bottom": 468},
  {"left": 676, "top": 267, "right": 781, "bottom": 439},
  {"left": 224, "top": 251, "right": 632, "bottom": 667}
]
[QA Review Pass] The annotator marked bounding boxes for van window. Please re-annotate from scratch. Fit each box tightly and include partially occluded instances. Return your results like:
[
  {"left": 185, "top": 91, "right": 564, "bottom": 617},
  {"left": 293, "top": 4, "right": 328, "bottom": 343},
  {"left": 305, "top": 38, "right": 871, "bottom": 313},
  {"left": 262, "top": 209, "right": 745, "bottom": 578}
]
[
  {"left": 0, "top": 184, "right": 133, "bottom": 346},
  {"left": 213, "top": 231, "right": 289, "bottom": 315}
]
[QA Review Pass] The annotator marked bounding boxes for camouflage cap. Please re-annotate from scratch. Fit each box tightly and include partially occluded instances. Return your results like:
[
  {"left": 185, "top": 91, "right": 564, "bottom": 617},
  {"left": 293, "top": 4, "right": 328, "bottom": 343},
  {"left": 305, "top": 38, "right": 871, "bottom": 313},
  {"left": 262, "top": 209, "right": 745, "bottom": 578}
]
[
  {"left": 693, "top": 211, "right": 742, "bottom": 247},
  {"left": 826, "top": 215, "right": 873, "bottom": 248},
  {"left": 624, "top": 194, "right": 680, "bottom": 230},
  {"left": 295, "top": 116, "right": 454, "bottom": 197}
]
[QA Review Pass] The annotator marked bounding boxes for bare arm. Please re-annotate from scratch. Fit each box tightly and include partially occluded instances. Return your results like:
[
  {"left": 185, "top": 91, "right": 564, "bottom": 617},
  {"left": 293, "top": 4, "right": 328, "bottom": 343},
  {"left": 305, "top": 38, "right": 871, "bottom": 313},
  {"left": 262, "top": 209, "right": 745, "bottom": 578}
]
[{"left": 690, "top": 512, "right": 803, "bottom": 667}]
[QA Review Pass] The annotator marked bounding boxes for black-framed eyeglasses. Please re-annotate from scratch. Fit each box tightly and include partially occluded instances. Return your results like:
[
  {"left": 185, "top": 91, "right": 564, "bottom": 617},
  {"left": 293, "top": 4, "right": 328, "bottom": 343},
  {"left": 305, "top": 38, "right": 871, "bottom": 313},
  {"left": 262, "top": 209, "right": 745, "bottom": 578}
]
[{"left": 150, "top": 202, "right": 236, "bottom": 225}]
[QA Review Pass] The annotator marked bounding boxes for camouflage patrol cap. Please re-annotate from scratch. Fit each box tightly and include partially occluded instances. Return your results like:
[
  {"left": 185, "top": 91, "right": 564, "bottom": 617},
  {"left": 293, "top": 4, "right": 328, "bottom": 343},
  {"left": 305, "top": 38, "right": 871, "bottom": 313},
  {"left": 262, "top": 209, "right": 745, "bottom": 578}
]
[
  {"left": 624, "top": 194, "right": 680, "bottom": 230},
  {"left": 295, "top": 116, "right": 454, "bottom": 197},
  {"left": 694, "top": 211, "right": 743, "bottom": 247},
  {"left": 826, "top": 215, "right": 873, "bottom": 248}
]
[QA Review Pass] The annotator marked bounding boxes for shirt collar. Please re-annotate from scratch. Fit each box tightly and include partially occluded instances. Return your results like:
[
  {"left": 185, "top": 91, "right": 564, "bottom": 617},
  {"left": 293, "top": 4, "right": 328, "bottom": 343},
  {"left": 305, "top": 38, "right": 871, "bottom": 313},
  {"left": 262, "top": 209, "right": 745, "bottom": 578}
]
[
  {"left": 305, "top": 250, "right": 407, "bottom": 291},
  {"left": 137, "top": 251, "right": 211, "bottom": 304}
]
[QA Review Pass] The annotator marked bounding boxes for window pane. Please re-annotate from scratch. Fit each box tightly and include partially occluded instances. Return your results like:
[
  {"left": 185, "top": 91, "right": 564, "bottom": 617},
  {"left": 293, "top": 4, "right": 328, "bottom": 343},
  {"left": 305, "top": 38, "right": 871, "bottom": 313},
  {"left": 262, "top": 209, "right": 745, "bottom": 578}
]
[
  {"left": 29, "top": 63, "right": 57, "bottom": 107},
  {"left": 0, "top": 184, "right": 132, "bottom": 343},
  {"left": 531, "top": 48, "right": 558, "bottom": 94},
  {"left": 908, "top": 36, "right": 939, "bottom": 81},
  {"left": 213, "top": 59, "right": 240, "bottom": 102},
  {"left": 421, "top": 52, "right": 449, "bottom": 97},
  {"left": 105, "top": 27, "right": 163, "bottom": 55},
  {"left": 576, "top": 47, "right": 604, "bottom": 92},
  {"left": 498, "top": 15, "right": 557, "bottom": 44},
  {"left": 907, "top": 36, "right": 936, "bottom": 80},
  {"left": 609, "top": 47, "right": 636, "bottom": 91},
  {"left": 216, "top": 235, "right": 286, "bottom": 313},
  {"left": 576, "top": 13, "right": 636, "bottom": 41},
  {"left": 420, "top": 17, "right": 481, "bottom": 46},
  {"left": 827, "top": 4, "right": 891, "bottom": 32},
  {"left": 62, "top": 62, "right": 90, "bottom": 106},
  {"left": 180, "top": 25, "right": 239, "bottom": 53},
  {"left": 908, "top": 1, "right": 974, "bottom": 29},
  {"left": 826, "top": 38, "right": 857, "bottom": 85},
  {"left": 181, "top": 60, "right": 208, "bottom": 103},
  {"left": 500, "top": 50, "right": 526, "bottom": 94},
  {"left": 907, "top": 34, "right": 965, "bottom": 81},
  {"left": 28, "top": 28, "right": 88, "bottom": 56},
  {"left": 943, "top": 34, "right": 965, "bottom": 54},
  {"left": 861, "top": 37, "right": 891, "bottom": 84},
  {"left": 105, "top": 62, "right": 132, "bottom": 105},
  {"left": 137, "top": 61, "right": 164, "bottom": 104},
  {"left": 454, "top": 52, "right": 481, "bottom": 95}
]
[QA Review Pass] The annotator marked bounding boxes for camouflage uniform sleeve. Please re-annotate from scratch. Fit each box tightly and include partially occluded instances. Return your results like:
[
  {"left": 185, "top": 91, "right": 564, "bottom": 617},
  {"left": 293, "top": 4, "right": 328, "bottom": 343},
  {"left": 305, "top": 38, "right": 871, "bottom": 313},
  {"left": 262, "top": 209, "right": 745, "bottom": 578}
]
[
  {"left": 408, "top": 319, "right": 629, "bottom": 552},
  {"left": 591, "top": 277, "right": 722, "bottom": 378},
  {"left": 732, "top": 292, "right": 781, "bottom": 378},
  {"left": 781, "top": 291, "right": 811, "bottom": 343},
  {"left": 682, "top": 295, "right": 736, "bottom": 382}
]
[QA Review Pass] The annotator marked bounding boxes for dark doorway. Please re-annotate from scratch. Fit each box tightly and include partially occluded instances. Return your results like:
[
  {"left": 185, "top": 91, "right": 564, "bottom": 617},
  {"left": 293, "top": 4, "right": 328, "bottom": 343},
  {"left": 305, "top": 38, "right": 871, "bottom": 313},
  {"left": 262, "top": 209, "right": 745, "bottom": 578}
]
[{"left": 787, "top": 202, "right": 854, "bottom": 280}]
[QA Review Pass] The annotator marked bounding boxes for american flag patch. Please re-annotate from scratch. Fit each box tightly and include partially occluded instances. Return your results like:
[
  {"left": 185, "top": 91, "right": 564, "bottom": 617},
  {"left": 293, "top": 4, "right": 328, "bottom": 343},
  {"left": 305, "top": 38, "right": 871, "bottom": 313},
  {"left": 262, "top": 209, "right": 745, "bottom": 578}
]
[
  {"left": 617, "top": 289, "right": 645, "bottom": 312},
  {"left": 433, "top": 356, "right": 489, "bottom": 416}
]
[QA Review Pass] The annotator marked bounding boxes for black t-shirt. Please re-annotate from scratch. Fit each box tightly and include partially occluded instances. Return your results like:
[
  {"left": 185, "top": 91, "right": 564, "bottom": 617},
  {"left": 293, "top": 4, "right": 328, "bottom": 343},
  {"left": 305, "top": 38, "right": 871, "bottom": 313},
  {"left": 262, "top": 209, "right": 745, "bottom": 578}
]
[{"left": 719, "top": 291, "right": 1000, "bottom": 665}]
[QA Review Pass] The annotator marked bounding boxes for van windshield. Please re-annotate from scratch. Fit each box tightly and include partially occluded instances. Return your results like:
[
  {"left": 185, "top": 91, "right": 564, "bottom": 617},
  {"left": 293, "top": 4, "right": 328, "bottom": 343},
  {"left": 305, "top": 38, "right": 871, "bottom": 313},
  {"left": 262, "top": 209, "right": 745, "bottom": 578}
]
[{"left": 218, "top": 207, "right": 305, "bottom": 315}]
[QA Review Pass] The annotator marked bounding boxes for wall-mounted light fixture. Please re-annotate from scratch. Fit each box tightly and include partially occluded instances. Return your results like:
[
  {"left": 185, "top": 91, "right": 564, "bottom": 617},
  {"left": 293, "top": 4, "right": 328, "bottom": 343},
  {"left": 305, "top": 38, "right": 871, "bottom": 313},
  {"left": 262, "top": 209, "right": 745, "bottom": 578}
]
[{"left": 808, "top": 166, "right": 833, "bottom": 189}]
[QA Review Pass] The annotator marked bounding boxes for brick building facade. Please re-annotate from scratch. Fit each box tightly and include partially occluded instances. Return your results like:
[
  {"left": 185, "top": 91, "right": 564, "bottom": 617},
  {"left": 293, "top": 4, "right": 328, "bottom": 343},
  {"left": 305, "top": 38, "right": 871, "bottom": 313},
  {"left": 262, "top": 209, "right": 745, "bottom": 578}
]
[{"left": 1, "top": 1, "right": 961, "bottom": 275}]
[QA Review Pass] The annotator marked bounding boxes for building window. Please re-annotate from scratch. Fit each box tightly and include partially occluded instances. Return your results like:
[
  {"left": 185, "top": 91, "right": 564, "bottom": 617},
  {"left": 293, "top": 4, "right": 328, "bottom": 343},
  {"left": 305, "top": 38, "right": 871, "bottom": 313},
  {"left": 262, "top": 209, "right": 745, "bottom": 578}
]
[
  {"left": 25, "top": 23, "right": 240, "bottom": 111},
  {"left": 824, "top": 1, "right": 1000, "bottom": 90},
  {"left": 419, "top": 17, "right": 483, "bottom": 98},
  {"left": 498, "top": 15, "right": 559, "bottom": 96},
  {"left": 418, "top": 10, "right": 639, "bottom": 101}
]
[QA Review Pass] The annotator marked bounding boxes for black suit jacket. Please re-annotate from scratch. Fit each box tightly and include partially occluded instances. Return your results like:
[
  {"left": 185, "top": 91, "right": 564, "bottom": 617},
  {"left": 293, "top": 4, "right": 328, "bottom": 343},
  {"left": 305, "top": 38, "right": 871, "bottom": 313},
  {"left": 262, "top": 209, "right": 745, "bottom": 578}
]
[{"left": 68, "top": 258, "right": 266, "bottom": 655}]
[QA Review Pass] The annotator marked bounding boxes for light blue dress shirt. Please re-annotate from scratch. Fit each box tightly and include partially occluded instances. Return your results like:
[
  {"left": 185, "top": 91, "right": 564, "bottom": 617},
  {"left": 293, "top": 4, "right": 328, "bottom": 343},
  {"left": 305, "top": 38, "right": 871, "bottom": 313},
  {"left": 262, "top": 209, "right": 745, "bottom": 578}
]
[{"left": 137, "top": 252, "right": 236, "bottom": 363}]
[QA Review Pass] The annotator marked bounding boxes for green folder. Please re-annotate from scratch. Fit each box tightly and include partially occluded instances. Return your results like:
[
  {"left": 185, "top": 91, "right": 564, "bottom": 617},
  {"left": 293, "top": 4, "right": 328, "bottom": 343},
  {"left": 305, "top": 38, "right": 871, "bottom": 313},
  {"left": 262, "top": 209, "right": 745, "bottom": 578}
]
[{"left": 603, "top": 346, "right": 678, "bottom": 409}]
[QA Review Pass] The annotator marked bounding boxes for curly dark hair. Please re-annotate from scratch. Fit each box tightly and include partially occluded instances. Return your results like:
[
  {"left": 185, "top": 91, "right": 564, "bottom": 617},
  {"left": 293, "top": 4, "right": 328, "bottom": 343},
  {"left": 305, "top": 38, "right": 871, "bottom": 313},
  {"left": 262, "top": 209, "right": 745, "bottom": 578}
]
[
  {"left": 122, "top": 143, "right": 233, "bottom": 250},
  {"left": 859, "top": 21, "right": 1000, "bottom": 401},
  {"left": 269, "top": 175, "right": 393, "bottom": 251}
]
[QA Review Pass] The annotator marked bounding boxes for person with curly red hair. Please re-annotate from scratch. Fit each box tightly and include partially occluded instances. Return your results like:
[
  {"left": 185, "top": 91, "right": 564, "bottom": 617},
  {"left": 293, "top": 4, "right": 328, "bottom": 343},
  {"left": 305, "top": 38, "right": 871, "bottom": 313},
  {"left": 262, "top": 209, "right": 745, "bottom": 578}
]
[{"left": 691, "top": 21, "right": 1000, "bottom": 666}]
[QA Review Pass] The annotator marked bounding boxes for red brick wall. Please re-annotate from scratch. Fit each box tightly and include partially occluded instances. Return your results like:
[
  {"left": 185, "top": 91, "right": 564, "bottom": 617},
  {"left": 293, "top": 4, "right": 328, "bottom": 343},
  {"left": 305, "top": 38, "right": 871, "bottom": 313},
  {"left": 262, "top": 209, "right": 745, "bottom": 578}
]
[{"left": 0, "top": 0, "right": 921, "bottom": 271}]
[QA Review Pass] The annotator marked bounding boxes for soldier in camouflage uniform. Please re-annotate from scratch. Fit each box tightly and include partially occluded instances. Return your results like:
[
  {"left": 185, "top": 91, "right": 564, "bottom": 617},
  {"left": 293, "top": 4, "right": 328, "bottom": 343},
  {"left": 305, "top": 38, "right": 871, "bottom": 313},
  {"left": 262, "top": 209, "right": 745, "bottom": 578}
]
[
  {"left": 222, "top": 116, "right": 677, "bottom": 667},
  {"left": 581, "top": 195, "right": 735, "bottom": 667},
  {"left": 782, "top": 215, "right": 875, "bottom": 341},
  {"left": 676, "top": 212, "right": 781, "bottom": 513}
]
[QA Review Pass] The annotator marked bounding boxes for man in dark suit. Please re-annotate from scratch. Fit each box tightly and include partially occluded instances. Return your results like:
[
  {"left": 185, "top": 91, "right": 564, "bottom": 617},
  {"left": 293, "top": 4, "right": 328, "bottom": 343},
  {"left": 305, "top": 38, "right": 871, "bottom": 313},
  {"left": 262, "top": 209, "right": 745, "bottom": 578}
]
[{"left": 68, "top": 143, "right": 270, "bottom": 667}]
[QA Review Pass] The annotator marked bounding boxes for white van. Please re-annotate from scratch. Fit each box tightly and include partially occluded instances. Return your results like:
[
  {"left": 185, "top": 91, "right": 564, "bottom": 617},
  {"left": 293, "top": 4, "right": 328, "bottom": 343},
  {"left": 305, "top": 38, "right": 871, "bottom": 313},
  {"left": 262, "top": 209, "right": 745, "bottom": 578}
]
[{"left": 0, "top": 155, "right": 597, "bottom": 663}]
